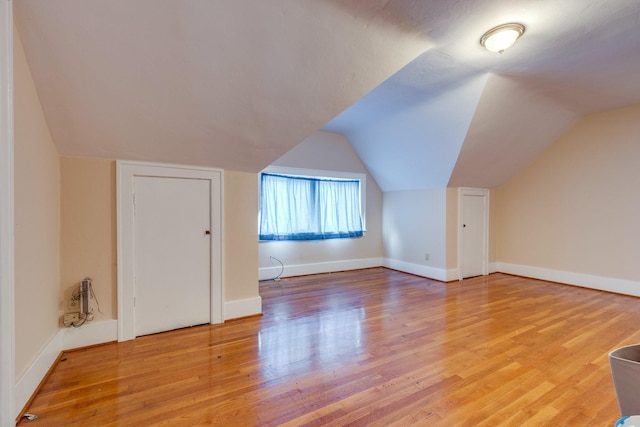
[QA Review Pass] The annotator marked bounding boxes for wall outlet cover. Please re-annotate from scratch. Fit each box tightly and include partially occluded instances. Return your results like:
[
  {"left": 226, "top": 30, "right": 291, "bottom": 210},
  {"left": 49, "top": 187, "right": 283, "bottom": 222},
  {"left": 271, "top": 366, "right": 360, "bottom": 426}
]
[{"left": 64, "top": 313, "right": 80, "bottom": 324}]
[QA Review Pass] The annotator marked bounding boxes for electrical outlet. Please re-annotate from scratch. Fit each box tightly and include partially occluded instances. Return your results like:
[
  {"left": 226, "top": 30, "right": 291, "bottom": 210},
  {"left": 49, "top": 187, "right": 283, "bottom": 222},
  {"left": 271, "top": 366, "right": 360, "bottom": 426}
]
[
  {"left": 424, "top": 253, "right": 430, "bottom": 261},
  {"left": 64, "top": 313, "right": 79, "bottom": 324}
]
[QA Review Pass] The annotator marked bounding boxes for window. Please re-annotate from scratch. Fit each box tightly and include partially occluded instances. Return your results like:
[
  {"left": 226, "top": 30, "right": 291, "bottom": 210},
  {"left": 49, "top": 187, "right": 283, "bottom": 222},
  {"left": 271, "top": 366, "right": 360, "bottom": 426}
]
[{"left": 259, "top": 168, "right": 365, "bottom": 241}]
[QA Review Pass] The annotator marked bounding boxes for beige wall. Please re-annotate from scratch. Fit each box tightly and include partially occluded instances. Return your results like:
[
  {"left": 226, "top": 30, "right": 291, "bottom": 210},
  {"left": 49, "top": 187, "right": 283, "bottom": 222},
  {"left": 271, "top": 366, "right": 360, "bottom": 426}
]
[
  {"left": 260, "top": 131, "right": 383, "bottom": 270},
  {"left": 224, "top": 171, "right": 259, "bottom": 302},
  {"left": 58, "top": 161, "right": 261, "bottom": 313},
  {"left": 60, "top": 158, "right": 116, "bottom": 322},
  {"left": 494, "top": 103, "right": 640, "bottom": 281},
  {"left": 14, "top": 28, "right": 61, "bottom": 378},
  {"left": 488, "top": 188, "right": 498, "bottom": 264}
]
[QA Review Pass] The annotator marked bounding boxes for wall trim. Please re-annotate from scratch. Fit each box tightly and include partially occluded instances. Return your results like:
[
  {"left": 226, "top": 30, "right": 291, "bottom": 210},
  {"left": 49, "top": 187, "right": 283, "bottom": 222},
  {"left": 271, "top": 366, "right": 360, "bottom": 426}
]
[
  {"left": 488, "top": 262, "right": 498, "bottom": 274},
  {"left": 259, "top": 257, "right": 383, "bottom": 281},
  {"left": 224, "top": 297, "right": 262, "bottom": 320},
  {"left": 497, "top": 262, "right": 640, "bottom": 297},
  {"left": 445, "top": 268, "right": 460, "bottom": 282},
  {"left": 0, "top": 0, "right": 14, "bottom": 422},
  {"left": 15, "top": 320, "right": 118, "bottom": 416},
  {"left": 14, "top": 332, "right": 62, "bottom": 417},
  {"left": 61, "top": 319, "right": 118, "bottom": 350},
  {"left": 117, "top": 161, "right": 223, "bottom": 342},
  {"left": 383, "top": 258, "right": 447, "bottom": 282},
  {"left": 457, "top": 187, "right": 489, "bottom": 280}
]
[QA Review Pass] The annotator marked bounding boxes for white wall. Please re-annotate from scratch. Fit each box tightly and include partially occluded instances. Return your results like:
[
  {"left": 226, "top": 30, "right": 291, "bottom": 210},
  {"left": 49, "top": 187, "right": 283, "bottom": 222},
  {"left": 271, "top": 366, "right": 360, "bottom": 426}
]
[
  {"left": 382, "top": 188, "right": 449, "bottom": 281},
  {"left": 259, "top": 131, "right": 383, "bottom": 278}
]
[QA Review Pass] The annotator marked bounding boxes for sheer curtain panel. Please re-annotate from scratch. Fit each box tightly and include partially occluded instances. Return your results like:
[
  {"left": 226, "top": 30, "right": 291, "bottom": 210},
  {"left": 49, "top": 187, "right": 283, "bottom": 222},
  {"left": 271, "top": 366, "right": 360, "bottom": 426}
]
[{"left": 259, "top": 173, "right": 363, "bottom": 241}]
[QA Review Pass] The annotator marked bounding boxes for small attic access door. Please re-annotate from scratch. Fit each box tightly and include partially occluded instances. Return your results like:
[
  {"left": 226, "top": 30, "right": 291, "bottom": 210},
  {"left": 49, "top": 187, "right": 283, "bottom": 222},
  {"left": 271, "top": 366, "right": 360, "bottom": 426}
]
[
  {"left": 132, "top": 175, "right": 211, "bottom": 336},
  {"left": 117, "top": 161, "right": 223, "bottom": 341},
  {"left": 458, "top": 188, "right": 489, "bottom": 279}
]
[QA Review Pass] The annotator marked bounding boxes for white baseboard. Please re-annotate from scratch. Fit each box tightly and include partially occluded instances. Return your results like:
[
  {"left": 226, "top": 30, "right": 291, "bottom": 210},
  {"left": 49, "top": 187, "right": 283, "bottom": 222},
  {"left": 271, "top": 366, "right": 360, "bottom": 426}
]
[
  {"left": 224, "top": 296, "right": 262, "bottom": 320},
  {"left": 61, "top": 319, "right": 118, "bottom": 350},
  {"left": 15, "top": 332, "right": 63, "bottom": 417},
  {"left": 445, "top": 268, "right": 460, "bottom": 282},
  {"left": 15, "top": 305, "right": 265, "bottom": 417},
  {"left": 15, "top": 319, "right": 118, "bottom": 417},
  {"left": 259, "top": 257, "right": 383, "bottom": 281},
  {"left": 383, "top": 258, "right": 448, "bottom": 282},
  {"left": 488, "top": 262, "right": 498, "bottom": 274},
  {"left": 496, "top": 262, "right": 640, "bottom": 297}
]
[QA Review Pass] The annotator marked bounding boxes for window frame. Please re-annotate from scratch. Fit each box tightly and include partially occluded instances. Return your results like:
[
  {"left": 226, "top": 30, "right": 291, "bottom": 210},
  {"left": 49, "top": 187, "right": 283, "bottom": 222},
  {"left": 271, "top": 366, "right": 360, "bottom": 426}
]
[{"left": 259, "top": 166, "right": 367, "bottom": 241}]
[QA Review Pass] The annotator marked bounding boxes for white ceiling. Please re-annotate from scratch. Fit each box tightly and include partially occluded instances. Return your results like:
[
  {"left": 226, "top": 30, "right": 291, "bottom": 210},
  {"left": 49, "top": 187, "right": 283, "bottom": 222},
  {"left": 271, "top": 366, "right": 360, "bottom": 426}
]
[{"left": 14, "top": 0, "right": 640, "bottom": 191}]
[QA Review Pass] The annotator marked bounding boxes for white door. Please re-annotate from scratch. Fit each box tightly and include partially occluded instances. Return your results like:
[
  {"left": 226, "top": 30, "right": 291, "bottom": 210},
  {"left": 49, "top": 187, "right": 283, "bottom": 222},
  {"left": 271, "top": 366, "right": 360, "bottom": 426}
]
[
  {"left": 460, "top": 190, "right": 488, "bottom": 279},
  {"left": 133, "top": 176, "right": 211, "bottom": 336}
]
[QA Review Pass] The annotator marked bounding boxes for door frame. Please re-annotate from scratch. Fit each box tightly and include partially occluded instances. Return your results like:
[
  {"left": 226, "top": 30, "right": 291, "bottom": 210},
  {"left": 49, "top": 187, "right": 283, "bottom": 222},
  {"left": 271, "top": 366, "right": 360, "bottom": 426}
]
[
  {"left": 117, "top": 161, "right": 223, "bottom": 342},
  {"left": 0, "top": 0, "right": 14, "bottom": 421},
  {"left": 457, "top": 187, "right": 489, "bottom": 280}
]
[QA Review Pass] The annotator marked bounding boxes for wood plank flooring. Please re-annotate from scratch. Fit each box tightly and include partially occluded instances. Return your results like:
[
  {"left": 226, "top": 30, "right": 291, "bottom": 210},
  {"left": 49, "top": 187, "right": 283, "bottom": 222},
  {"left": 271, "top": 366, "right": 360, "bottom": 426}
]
[{"left": 18, "top": 268, "right": 640, "bottom": 426}]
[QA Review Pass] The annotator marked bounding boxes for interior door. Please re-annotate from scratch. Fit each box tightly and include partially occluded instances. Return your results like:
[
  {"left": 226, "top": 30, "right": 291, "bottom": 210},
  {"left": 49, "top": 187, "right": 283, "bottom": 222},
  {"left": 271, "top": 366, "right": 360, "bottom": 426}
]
[
  {"left": 133, "top": 176, "right": 211, "bottom": 336},
  {"left": 460, "top": 192, "right": 487, "bottom": 279}
]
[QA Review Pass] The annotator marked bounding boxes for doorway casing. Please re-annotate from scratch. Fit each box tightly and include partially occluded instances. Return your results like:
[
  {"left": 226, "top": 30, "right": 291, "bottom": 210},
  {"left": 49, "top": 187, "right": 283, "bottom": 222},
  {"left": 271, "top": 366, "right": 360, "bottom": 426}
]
[
  {"left": 457, "top": 187, "right": 489, "bottom": 280},
  {"left": 117, "top": 161, "right": 223, "bottom": 342},
  {"left": 0, "top": 0, "right": 15, "bottom": 421}
]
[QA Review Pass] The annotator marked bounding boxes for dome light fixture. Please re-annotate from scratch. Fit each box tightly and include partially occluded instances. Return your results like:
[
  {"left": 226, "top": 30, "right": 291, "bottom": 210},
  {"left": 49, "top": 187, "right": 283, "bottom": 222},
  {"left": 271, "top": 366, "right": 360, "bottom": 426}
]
[{"left": 480, "top": 23, "right": 525, "bottom": 54}]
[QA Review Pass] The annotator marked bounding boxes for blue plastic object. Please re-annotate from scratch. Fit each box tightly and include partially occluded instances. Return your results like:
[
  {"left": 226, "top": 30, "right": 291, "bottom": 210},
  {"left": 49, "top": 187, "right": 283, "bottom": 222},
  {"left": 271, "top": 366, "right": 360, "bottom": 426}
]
[{"left": 616, "top": 415, "right": 640, "bottom": 426}]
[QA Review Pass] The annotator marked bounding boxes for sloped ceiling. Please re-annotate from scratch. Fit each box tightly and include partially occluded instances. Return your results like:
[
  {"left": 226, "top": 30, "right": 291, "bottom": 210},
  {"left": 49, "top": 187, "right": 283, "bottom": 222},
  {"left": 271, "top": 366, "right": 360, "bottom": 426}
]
[
  {"left": 325, "top": 0, "right": 640, "bottom": 191},
  {"left": 325, "top": 52, "right": 489, "bottom": 191},
  {"left": 447, "top": 74, "right": 580, "bottom": 189},
  {"left": 14, "top": 0, "right": 429, "bottom": 171},
  {"left": 14, "top": 1, "right": 640, "bottom": 191}
]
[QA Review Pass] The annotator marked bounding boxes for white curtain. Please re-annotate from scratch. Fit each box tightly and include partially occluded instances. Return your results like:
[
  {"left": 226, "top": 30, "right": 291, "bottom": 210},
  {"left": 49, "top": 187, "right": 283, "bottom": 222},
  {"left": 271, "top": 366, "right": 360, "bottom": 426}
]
[{"left": 259, "top": 173, "right": 363, "bottom": 240}]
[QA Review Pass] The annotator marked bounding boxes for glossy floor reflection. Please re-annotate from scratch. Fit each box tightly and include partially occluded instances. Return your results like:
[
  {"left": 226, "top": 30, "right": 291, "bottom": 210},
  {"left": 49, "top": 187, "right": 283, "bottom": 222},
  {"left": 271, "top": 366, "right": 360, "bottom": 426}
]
[{"left": 19, "top": 268, "right": 640, "bottom": 426}]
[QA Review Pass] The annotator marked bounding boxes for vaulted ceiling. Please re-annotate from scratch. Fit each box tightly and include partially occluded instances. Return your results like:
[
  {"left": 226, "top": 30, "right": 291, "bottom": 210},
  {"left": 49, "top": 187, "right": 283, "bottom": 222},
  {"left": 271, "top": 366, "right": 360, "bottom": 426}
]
[{"left": 14, "top": 0, "right": 640, "bottom": 191}]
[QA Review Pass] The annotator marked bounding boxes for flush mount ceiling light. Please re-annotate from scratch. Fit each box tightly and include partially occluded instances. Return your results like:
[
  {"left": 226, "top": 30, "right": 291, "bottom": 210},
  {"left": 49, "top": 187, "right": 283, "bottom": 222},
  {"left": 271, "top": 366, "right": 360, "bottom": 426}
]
[{"left": 480, "top": 23, "right": 525, "bottom": 54}]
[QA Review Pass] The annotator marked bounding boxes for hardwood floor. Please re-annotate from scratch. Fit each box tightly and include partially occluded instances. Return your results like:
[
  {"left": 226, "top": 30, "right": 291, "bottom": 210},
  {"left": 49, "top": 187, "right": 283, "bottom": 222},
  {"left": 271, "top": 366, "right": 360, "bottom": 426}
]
[{"left": 19, "top": 268, "right": 640, "bottom": 426}]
